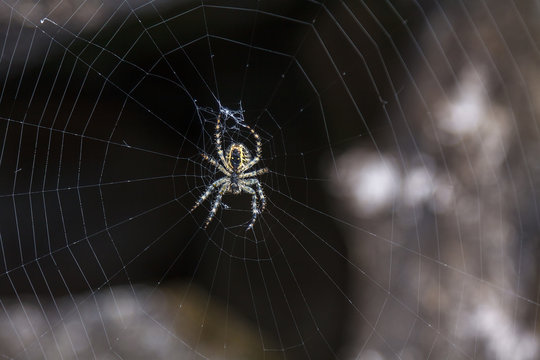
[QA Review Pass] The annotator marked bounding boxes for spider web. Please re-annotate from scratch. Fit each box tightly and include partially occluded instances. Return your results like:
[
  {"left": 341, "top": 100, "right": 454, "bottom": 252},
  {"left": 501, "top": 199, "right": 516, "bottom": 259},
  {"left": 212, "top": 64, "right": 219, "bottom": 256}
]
[{"left": 1, "top": 0, "right": 539, "bottom": 359}]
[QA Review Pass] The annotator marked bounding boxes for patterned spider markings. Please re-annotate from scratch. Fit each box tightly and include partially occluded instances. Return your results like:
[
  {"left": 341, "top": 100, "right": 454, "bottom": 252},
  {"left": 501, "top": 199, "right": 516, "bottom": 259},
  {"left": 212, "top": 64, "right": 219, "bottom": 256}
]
[{"left": 191, "top": 114, "right": 269, "bottom": 229}]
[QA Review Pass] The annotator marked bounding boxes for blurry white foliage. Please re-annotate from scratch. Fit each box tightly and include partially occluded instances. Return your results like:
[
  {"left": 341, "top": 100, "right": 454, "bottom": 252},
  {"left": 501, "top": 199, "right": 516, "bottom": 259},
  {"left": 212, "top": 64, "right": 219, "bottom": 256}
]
[
  {"left": 437, "top": 68, "right": 485, "bottom": 138},
  {"left": 435, "top": 67, "right": 511, "bottom": 177},
  {"left": 334, "top": 151, "right": 400, "bottom": 216},
  {"left": 334, "top": 151, "right": 448, "bottom": 217},
  {"left": 357, "top": 349, "right": 384, "bottom": 360},
  {"left": 402, "top": 167, "right": 434, "bottom": 207},
  {"left": 466, "top": 302, "right": 538, "bottom": 360}
]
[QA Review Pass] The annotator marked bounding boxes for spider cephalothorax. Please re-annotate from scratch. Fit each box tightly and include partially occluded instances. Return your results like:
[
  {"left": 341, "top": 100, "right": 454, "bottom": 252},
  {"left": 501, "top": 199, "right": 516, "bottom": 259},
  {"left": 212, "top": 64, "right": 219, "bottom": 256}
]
[{"left": 191, "top": 114, "right": 268, "bottom": 229}]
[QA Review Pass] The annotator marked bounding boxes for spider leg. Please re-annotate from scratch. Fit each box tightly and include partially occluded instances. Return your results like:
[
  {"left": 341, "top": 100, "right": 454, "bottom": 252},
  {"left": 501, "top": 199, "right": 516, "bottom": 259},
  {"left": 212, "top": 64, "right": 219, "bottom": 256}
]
[
  {"left": 254, "top": 179, "right": 266, "bottom": 212},
  {"left": 215, "top": 114, "right": 229, "bottom": 169},
  {"left": 201, "top": 153, "right": 231, "bottom": 176},
  {"left": 191, "top": 177, "right": 228, "bottom": 212},
  {"left": 204, "top": 182, "right": 229, "bottom": 228},
  {"left": 239, "top": 184, "right": 259, "bottom": 230},
  {"left": 238, "top": 167, "right": 269, "bottom": 179},
  {"left": 239, "top": 124, "right": 262, "bottom": 172},
  {"left": 242, "top": 178, "right": 266, "bottom": 212}
]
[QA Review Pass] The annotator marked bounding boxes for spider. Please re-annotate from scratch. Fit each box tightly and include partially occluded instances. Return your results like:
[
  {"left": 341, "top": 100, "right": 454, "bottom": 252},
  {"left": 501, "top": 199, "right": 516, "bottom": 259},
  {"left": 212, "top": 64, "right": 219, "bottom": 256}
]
[{"left": 191, "top": 114, "right": 269, "bottom": 229}]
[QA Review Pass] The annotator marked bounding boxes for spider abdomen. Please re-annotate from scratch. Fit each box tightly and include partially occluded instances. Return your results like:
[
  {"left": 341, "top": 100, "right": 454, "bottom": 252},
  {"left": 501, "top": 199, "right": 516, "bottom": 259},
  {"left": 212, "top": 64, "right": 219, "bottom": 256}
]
[{"left": 226, "top": 144, "right": 251, "bottom": 171}]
